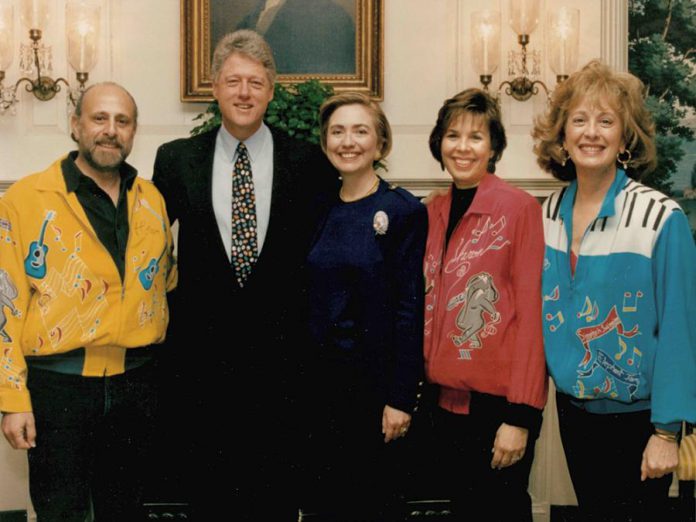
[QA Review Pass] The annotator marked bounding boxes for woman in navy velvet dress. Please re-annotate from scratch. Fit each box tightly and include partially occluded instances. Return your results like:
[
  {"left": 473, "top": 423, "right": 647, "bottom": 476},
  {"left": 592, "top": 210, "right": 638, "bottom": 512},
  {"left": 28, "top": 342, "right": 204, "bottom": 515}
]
[{"left": 304, "top": 92, "right": 427, "bottom": 521}]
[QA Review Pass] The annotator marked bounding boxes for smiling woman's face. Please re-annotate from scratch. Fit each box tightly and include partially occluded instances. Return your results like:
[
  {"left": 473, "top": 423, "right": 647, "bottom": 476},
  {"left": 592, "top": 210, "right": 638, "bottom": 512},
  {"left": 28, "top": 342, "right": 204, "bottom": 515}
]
[
  {"left": 440, "top": 113, "right": 493, "bottom": 189},
  {"left": 325, "top": 103, "right": 380, "bottom": 178},
  {"left": 563, "top": 98, "right": 625, "bottom": 179}
]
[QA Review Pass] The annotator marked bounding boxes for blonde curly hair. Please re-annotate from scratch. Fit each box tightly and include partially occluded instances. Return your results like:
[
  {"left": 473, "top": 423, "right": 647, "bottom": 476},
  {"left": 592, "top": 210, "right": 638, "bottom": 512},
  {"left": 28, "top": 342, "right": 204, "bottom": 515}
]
[{"left": 532, "top": 60, "right": 656, "bottom": 181}]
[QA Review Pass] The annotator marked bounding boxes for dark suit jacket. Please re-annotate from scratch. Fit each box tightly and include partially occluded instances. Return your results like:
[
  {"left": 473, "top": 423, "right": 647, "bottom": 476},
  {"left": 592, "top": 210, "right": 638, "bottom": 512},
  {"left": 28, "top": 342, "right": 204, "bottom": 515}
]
[{"left": 152, "top": 126, "right": 337, "bottom": 415}]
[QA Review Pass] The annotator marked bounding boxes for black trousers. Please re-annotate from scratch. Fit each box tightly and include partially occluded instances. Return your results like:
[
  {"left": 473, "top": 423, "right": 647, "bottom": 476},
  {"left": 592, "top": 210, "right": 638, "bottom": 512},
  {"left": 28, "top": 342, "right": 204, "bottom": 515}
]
[
  {"left": 556, "top": 392, "right": 673, "bottom": 522},
  {"left": 27, "top": 363, "right": 157, "bottom": 522},
  {"left": 151, "top": 335, "right": 308, "bottom": 522},
  {"left": 187, "top": 428, "right": 302, "bottom": 522},
  {"left": 431, "top": 393, "right": 539, "bottom": 522},
  {"left": 177, "top": 375, "right": 305, "bottom": 521}
]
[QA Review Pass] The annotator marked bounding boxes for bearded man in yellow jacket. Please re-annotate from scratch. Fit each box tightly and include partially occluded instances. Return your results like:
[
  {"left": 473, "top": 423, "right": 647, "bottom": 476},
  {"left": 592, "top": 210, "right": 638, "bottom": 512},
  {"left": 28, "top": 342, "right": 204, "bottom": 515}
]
[{"left": 0, "top": 82, "right": 176, "bottom": 522}]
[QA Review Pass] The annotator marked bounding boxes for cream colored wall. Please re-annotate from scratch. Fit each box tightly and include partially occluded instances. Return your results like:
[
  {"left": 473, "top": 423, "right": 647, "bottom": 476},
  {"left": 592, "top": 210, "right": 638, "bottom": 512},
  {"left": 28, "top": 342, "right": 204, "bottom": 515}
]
[
  {"left": 0, "top": 0, "right": 622, "bottom": 517},
  {"left": 0, "top": 441, "right": 29, "bottom": 512}
]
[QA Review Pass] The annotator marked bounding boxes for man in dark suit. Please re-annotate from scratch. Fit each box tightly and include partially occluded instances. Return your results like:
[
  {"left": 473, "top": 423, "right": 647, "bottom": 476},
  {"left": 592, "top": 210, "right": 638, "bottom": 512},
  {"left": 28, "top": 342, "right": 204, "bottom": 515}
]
[{"left": 152, "top": 29, "right": 336, "bottom": 521}]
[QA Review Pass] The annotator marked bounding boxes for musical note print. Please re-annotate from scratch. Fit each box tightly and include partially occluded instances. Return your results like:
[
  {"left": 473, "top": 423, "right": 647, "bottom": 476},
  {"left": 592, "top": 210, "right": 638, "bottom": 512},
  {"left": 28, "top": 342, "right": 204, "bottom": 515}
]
[
  {"left": 49, "top": 224, "right": 69, "bottom": 253},
  {"left": 627, "top": 347, "right": 643, "bottom": 367},
  {"left": 622, "top": 291, "right": 643, "bottom": 313},
  {"left": 545, "top": 311, "right": 564, "bottom": 332},
  {"left": 543, "top": 285, "right": 560, "bottom": 302},
  {"left": 577, "top": 296, "right": 599, "bottom": 322},
  {"left": 1, "top": 348, "right": 22, "bottom": 390},
  {"left": 444, "top": 217, "right": 511, "bottom": 278},
  {"left": 575, "top": 306, "right": 640, "bottom": 367},
  {"left": 592, "top": 376, "right": 618, "bottom": 399},
  {"left": 615, "top": 336, "right": 627, "bottom": 361}
]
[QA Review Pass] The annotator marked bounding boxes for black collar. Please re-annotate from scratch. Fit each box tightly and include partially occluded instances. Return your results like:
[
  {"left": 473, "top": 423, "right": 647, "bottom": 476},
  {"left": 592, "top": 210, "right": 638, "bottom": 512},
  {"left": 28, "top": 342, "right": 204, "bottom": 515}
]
[{"left": 62, "top": 151, "right": 137, "bottom": 193}]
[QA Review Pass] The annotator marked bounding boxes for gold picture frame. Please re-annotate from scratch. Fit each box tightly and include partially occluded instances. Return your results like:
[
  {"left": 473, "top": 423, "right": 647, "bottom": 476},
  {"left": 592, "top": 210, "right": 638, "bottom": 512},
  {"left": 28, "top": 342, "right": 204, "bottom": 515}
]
[{"left": 181, "top": 0, "right": 384, "bottom": 102}]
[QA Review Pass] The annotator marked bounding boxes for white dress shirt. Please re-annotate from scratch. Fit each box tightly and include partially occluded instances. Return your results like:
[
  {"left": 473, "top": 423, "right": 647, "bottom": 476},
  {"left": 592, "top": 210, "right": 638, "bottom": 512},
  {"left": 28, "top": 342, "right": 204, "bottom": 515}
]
[{"left": 212, "top": 123, "right": 274, "bottom": 262}]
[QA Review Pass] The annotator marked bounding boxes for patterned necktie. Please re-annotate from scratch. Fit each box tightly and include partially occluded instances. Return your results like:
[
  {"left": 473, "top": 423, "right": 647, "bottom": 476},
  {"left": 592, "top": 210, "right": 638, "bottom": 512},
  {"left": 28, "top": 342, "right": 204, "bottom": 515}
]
[{"left": 231, "top": 142, "right": 258, "bottom": 286}]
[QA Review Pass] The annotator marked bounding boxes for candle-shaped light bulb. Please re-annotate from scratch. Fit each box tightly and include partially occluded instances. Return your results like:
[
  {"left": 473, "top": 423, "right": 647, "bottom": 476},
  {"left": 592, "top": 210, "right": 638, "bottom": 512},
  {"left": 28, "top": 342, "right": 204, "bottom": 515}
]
[
  {"left": 509, "top": 0, "right": 540, "bottom": 36},
  {"left": 471, "top": 10, "right": 500, "bottom": 76},
  {"left": 481, "top": 22, "right": 492, "bottom": 73},
  {"left": 66, "top": 1, "right": 100, "bottom": 73},
  {"left": 557, "top": 14, "right": 570, "bottom": 72},
  {"left": 547, "top": 8, "right": 579, "bottom": 77},
  {"left": 0, "top": 4, "right": 14, "bottom": 71},
  {"left": 77, "top": 20, "right": 89, "bottom": 71},
  {"left": 20, "top": 0, "right": 49, "bottom": 31}
]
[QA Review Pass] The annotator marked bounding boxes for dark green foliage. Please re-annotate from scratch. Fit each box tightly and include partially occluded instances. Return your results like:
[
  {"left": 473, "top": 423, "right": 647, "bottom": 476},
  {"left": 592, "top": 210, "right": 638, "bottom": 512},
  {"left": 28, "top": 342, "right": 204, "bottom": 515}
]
[
  {"left": 265, "top": 79, "right": 334, "bottom": 144},
  {"left": 190, "top": 101, "right": 222, "bottom": 136},
  {"left": 190, "top": 79, "right": 334, "bottom": 144},
  {"left": 628, "top": 0, "right": 696, "bottom": 194}
]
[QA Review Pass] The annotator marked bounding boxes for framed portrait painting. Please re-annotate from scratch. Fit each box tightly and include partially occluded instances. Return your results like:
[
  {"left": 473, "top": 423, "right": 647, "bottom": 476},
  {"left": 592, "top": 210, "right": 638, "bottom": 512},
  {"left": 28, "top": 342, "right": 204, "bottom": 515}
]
[{"left": 181, "top": 0, "right": 384, "bottom": 101}]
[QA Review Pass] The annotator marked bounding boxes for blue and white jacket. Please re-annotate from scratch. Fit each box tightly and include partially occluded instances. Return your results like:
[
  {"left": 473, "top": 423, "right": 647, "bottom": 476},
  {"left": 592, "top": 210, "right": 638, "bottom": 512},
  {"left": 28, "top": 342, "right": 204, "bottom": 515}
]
[{"left": 542, "top": 169, "right": 696, "bottom": 431}]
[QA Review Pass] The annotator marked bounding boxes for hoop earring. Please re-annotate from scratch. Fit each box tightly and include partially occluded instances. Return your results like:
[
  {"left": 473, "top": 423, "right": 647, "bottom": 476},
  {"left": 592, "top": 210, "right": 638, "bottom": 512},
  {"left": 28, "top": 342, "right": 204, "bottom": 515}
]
[
  {"left": 560, "top": 146, "right": 570, "bottom": 167},
  {"left": 617, "top": 149, "right": 632, "bottom": 170}
]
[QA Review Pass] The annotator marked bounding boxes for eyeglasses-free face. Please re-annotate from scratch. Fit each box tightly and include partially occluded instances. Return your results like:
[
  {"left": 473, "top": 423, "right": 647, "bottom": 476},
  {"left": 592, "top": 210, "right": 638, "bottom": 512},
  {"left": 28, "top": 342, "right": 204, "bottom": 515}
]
[
  {"left": 441, "top": 113, "right": 494, "bottom": 189},
  {"left": 213, "top": 53, "right": 274, "bottom": 141},
  {"left": 325, "top": 103, "right": 381, "bottom": 178},
  {"left": 563, "top": 98, "right": 625, "bottom": 179}
]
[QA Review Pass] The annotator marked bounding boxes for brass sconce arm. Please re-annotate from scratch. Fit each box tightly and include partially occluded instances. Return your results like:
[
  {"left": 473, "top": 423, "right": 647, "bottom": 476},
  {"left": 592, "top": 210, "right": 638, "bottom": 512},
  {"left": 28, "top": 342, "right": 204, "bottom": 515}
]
[
  {"left": 471, "top": 5, "right": 579, "bottom": 103},
  {"left": 0, "top": 1, "right": 99, "bottom": 115},
  {"left": 497, "top": 77, "right": 550, "bottom": 102},
  {"left": 14, "top": 29, "right": 86, "bottom": 103}
]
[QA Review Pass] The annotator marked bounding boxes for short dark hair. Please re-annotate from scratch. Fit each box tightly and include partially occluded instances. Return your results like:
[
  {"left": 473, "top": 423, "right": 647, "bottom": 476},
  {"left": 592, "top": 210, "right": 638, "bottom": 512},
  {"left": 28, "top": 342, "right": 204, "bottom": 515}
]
[{"left": 429, "top": 88, "right": 507, "bottom": 173}]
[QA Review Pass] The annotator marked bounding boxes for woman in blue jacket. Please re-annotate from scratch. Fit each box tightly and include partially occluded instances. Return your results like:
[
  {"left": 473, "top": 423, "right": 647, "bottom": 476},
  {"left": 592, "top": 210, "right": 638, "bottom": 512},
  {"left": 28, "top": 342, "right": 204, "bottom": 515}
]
[{"left": 533, "top": 60, "right": 696, "bottom": 521}]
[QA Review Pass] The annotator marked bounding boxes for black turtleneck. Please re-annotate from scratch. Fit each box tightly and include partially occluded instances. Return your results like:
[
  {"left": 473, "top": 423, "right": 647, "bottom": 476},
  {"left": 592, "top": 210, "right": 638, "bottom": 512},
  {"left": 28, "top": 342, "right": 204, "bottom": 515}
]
[{"left": 445, "top": 185, "right": 478, "bottom": 247}]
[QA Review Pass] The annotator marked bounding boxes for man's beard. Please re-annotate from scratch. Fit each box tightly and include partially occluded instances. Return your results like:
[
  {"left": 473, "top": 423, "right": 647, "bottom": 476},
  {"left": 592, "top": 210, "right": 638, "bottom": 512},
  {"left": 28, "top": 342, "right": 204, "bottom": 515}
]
[{"left": 80, "top": 139, "right": 128, "bottom": 173}]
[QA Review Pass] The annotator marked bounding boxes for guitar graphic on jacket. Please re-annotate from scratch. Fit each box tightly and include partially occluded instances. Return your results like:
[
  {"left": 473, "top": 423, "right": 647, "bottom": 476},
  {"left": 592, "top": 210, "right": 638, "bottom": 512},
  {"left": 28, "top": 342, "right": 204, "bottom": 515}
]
[
  {"left": 24, "top": 211, "right": 55, "bottom": 279},
  {"left": 138, "top": 246, "right": 166, "bottom": 291},
  {"left": 134, "top": 196, "right": 170, "bottom": 291}
]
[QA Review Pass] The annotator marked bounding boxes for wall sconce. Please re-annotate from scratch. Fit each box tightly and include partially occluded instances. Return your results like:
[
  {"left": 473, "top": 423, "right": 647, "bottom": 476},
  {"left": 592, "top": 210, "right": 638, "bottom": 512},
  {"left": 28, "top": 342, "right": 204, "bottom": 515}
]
[
  {"left": 472, "top": 1, "right": 579, "bottom": 102},
  {"left": 0, "top": 0, "right": 100, "bottom": 115}
]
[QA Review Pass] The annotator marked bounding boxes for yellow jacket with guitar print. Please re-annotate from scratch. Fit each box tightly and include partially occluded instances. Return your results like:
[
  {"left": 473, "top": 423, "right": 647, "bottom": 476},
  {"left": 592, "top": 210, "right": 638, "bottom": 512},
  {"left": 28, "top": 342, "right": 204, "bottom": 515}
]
[{"left": 0, "top": 156, "right": 177, "bottom": 413}]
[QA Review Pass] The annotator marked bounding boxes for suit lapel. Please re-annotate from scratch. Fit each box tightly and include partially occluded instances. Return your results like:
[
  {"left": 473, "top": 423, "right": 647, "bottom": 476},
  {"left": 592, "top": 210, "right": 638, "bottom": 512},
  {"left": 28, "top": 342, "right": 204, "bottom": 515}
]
[
  {"left": 269, "top": 128, "right": 292, "bottom": 223},
  {"left": 185, "top": 129, "right": 217, "bottom": 212},
  {"left": 257, "top": 128, "right": 293, "bottom": 264},
  {"left": 186, "top": 129, "right": 231, "bottom": 263}
]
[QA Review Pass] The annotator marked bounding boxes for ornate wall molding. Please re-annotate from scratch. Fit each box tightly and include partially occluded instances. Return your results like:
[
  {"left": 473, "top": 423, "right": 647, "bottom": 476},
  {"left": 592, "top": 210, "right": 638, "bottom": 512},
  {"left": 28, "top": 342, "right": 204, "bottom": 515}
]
[{"left": 390, "top": 176, "right": 565, "bottom": 199}]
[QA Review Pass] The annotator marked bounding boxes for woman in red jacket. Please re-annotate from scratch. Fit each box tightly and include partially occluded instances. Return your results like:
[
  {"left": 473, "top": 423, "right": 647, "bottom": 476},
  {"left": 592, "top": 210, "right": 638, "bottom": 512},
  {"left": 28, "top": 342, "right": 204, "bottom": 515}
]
[{"left": 423, "top": 88, "right": 548, "bottom": 521}]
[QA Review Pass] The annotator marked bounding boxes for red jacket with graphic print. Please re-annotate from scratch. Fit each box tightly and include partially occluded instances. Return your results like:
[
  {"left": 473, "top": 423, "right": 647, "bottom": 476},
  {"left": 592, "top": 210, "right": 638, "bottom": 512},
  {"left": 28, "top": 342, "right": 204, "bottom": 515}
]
[{"left": 423, "top": 174, "right": 548, "bottom": 424}]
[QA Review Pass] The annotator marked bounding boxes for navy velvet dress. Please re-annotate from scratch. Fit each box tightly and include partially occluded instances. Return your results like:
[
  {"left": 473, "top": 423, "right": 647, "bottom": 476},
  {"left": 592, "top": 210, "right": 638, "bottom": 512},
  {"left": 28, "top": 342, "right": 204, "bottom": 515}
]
[{"left": 305, "top": 179, "right": 427, "bottom": 520}]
